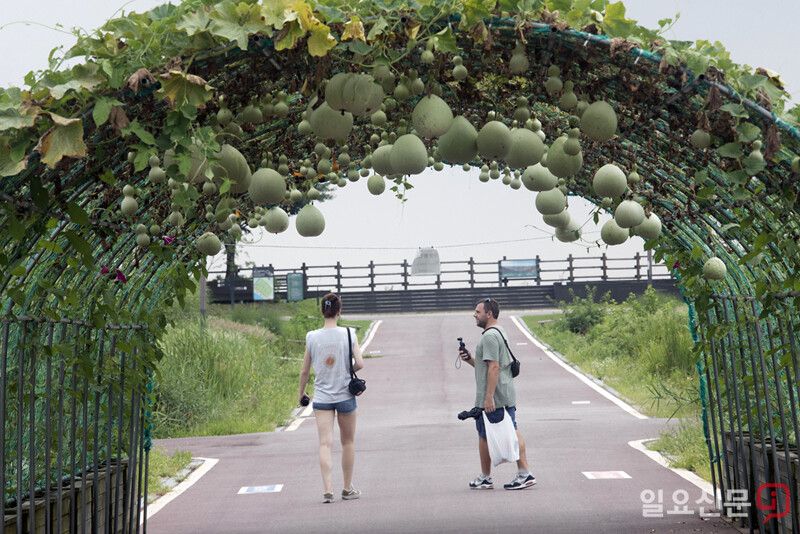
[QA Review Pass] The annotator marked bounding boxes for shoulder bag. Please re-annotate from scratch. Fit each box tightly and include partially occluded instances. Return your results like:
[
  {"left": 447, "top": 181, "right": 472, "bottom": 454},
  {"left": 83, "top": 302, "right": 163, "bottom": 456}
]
[
  {"left": 485, "top": 327, "right": 520, "bottom": 378},
  {"left": 346, "top": 327, "right": 366, "bottom": 396}
]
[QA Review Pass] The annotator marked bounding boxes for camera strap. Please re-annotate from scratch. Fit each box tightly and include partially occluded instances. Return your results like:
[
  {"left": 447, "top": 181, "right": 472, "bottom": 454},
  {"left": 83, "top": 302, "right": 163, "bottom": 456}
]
[
  {"left": 483, "top": 327, "right": 519, "bottom": 368},
  {"left": 346, "top": 327, "right": 358, "bottom": 380}
]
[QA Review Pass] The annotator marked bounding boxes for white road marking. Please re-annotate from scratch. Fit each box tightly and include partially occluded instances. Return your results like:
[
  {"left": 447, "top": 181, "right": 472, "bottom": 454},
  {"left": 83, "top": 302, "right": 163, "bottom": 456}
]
[
  {"left": 285, "top": 418, "right": 305, "bottom": 432},
  {"left": 515, "top": 342, "right": 528, "bottom": 345},
  {"left": 509, "top": 315, "right": 648, "bottom": 420},
  {"left": 144, "top": 457, "right": 219, "bottom": 521},
  {"left": 572, "top": 401, "right": 591, "bottom": 405},
  {"left": 628, "top": 439, "right": 719, "bottom": 502},
  {"left": 238, "top": 484, "right": 284, "bottom": 494},
  {"left": 582, "top": 471, "right": 631, "bottom": 479},
  {"left": 360, "top": 320, "right": 382, "bottom": 352}
]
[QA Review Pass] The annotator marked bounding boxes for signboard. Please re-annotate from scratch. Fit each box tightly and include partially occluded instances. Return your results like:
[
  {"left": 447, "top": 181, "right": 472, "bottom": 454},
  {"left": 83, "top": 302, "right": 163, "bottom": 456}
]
[
  {"left": 499, "top": 259, "right": 539, "bottom": 280},
  {"left": 253, "top": 266, "right": 275, "bottom": 301},
  {"left": 287, "top": 273, "right": 304, "bottom": 302},
  {"left": 410, "top": 248, "right": 441, "bottom": 276}
]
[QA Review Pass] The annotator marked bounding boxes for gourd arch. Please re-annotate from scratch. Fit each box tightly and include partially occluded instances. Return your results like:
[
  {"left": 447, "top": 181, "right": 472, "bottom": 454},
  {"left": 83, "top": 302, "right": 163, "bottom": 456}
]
[{"left": 1, "top": 0, "right": 799, "bottom": 529}]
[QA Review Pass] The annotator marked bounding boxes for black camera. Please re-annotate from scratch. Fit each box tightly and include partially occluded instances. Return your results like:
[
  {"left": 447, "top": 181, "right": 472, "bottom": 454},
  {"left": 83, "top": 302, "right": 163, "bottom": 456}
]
[
  {"left": 458, "top": 337, "right": 470, "bottom": 360},
  {"left": 300, "top": 393, "right": 310, "bottom": 406},
  {"left": 458, "top": 407, "right": 483, "bottom": 420}
]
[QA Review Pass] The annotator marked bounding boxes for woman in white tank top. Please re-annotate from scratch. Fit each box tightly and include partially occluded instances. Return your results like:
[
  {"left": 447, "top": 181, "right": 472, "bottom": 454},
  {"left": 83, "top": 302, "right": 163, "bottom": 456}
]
[{"left": 298, "top": 293, "right": 365, "bottom": 503}]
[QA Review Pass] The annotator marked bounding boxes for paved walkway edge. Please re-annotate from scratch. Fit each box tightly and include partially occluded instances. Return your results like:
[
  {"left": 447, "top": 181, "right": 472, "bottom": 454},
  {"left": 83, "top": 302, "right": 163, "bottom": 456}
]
[
  {"left": 509, "top": 315, "right": 648, "bottom": 419},
  {"left": 143, "top": 457, "right": 219, "bottom": 523}
]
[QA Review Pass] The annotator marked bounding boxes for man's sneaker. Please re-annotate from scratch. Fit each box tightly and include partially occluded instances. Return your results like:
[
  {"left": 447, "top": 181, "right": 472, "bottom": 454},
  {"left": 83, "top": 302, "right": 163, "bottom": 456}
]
[
  {"left": 323, "top": 492, "right": 334, "bottom": 503},
  {"left": 342, "top": 486, "right": 361, "bottom": 500},
  {"left": 469, "top": 475, "right": 494, "bottom": 490},
  {"left": 504, "top": 473, "right": 536, "bottom": 490}
]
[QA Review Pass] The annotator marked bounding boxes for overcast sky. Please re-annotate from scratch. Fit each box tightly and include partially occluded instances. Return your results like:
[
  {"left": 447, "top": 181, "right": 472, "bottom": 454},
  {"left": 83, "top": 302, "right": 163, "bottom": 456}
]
[{"left": 2, "top": 0, "right": 797, "bottom": 279}]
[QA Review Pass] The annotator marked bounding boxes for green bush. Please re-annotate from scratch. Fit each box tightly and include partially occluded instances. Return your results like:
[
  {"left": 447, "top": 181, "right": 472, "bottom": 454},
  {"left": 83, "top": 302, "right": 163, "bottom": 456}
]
[{"left": 552, "top": 286, "right": 613, "bottom": 334}]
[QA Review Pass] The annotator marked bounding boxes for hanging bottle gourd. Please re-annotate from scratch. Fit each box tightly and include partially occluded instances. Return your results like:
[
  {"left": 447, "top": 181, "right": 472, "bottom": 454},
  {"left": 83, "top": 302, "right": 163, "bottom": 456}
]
[
  {"left": 509, "top": 41, "right": 529, "bottom": 74},
  {"left": 479, "top": 165, "right": 490, "bottom": 182},
  {"left": 148, "top": 157, "right": 166, "bottom": 185},
  {"left": 563, "top": 120, "right": 581, "bottom": 157},
  {"left": 408, "top": 69, "right": 424, "bottom": 96},
  {"left": 273, "top": 92, "right": 289, "bottom": 118},
  {"left": 297, "top": 111, "right": 313, "bottom": 136},
  {"left": 744, "top": 140, "right": 765, "bottom": 176},
  {"left": 580, "top": 101, "right": 618, "bottom": 142},
  {"left": 628, "top": 164, "right": 640, "bottom": 185},
  {"left": 452, "top": 56, "right": 467, "bottom": 81},
  {"left": 690, "top": 128, "right": 711, "bottom": 149},
  {"left": 261, "top": 95, "right": 274, "bottom": 118},
  {"left": 241, "top": 101, "right": 263, "bottom": 124},
  {"left": 308, "top": 187, "right": 321, "bottom": 200},
  {"left": 394, "top": 76, "right": 410, "bottom": 101},
  {"left": 489, "top": 161, "right": 501, "bottom": 180},
  {"left": 421, "top": 40, "right": 435, "bottom": 64},
  {"left": 216, "top": 95, "right": 233, "bottom": 127},
  {"left": 134, "top": 224, "right": 150, "bottom": 248},
  {"left": 371, "top": 105, "right": 387, "bottom": 127},
  {"left": 502, "top": 167, "right": 512, "bottom": 185},
  {"left": 544, "top": 65, "right": 563, "bottom": 96},
  {"left": 575, "top": 95, "right": 590, "bottom": 118},
  {"left": 559, "top": 81, "right": 577, "bottom": 111},
  {"left": 513, "top": 96, "right": 531, "bottom": 124},
  {"left": 348, "top": 161, "right": 360, "bottom": 182},
  {"left": 120, "top": 184, "right": 138, "bottom": 217}
]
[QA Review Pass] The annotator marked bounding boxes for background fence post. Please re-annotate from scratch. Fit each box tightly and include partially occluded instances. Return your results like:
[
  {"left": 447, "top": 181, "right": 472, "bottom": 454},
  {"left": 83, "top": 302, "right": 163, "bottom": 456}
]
[
  {"left": 301, "top": 262, "right": 308, "bottom": 295},
  {"left": 647, "top": 250, "right": 653, "bottom": 283},
  {"left": 402, "top": 259, "right": 409, "bottom": 290},
  {"left": 536, "top": 255, "right": 541, "bottom": 285},
  {"left": 568, "top": 254, "right": 574, "bottom": 282},
  {"left": 369, "top": 260, "right": 375, "bottom": 291},
  {"left": 635, "top": 253, "right": 641, "bottom": 280},
  {"left": 336, "top": 262, "right": 342, "bottom": 293},
  {"left": 469, "top": 257, "right": 475, "bottom": 288},
  {"left": 602, "top": 253, "right": 608, "bottom": 281}
]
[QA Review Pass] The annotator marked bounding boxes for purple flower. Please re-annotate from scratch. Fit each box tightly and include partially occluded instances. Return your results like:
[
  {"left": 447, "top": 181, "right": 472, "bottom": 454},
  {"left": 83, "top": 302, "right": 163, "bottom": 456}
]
[
  {"left": 672, "top": 261, "right": 681, "bottom": 270},
  {"left": 164, "top": 236, "right": 176, "bottom": 245},
  {"left": 100, "top": 265, "right": 109, "bottom": 275},
  {"left": 115, "top": 270, "right": 127, "bottom": 283}
]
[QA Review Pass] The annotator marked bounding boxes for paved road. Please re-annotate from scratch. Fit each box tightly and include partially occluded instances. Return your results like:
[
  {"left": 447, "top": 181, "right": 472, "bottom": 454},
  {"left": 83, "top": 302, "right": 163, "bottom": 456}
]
[{"left": 148, "top": 312, "right": 737, "bottom": 533}]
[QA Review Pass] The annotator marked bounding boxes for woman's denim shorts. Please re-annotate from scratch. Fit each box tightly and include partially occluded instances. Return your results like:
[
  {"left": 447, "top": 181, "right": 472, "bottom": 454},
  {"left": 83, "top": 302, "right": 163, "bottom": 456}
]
[{"left": 312, "top": 397, "right": 357, "bottom": 414}]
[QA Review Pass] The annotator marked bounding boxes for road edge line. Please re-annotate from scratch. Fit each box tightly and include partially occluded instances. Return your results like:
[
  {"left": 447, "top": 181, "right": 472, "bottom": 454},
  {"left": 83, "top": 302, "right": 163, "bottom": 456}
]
[
  {"left": 360, "top": 319, "right": 382, "bottom": 352},
  {"left": 509, "top": 315, "right": 648, "bottom": 420},
  {"left": 144, "top": 457, "right": 219, "bottom": 521},
  {"left": 628, "top": 439, "right": 720, "bottom": 502}
]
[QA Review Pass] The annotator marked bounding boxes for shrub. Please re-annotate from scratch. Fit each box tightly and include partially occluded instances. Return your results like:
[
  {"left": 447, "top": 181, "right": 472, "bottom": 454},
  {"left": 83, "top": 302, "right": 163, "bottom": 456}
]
[{"left": 552, "top": 286, "right": 613, "bottom": 334}]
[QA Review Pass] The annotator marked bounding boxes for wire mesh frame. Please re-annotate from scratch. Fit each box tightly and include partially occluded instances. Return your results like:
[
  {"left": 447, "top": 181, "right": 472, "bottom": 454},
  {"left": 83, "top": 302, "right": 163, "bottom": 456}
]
[
  {"left": 702, "top": 295, "right": 800, "bottom": 533},
  {"left": 1, "top": 318, "right": 151, "bottom": 534}
]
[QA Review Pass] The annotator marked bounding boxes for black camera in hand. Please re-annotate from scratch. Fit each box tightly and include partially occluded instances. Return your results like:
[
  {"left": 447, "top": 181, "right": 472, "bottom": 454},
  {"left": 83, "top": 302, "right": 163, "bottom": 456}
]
[
  {"left": 300, "top": 393, "right": 310, "bottom": 406},
  {"left": 458, "top": 407, "right": 483, "bottom": 420},
  {"left": 458, "top": 337, "right": 470, "bottom": 360}
]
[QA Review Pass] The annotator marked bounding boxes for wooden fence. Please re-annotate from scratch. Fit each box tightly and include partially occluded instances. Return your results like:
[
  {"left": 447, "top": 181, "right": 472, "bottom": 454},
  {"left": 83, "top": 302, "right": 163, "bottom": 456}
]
[{"left": 208, "top": 253, "right": 671, "bottom": 298}]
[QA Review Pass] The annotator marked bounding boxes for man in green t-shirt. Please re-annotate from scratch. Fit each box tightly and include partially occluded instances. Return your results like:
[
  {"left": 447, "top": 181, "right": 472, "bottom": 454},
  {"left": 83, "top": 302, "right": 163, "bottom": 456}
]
[{"left": 459, "top": 298, "right": 535, "bottom": 490}]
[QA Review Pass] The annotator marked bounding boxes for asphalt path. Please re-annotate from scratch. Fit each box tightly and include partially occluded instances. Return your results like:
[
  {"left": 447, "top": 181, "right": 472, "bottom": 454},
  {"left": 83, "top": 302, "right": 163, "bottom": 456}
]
[{"left": 147, "top": 311, "right": 738, "bottom": 533}]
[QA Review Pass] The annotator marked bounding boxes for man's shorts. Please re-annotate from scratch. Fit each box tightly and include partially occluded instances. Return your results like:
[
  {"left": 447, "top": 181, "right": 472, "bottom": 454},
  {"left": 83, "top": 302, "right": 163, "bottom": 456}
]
[
  {"left": 312, "top": 397, "right": 357, "bottom": 414},
  {"left": 475, "top": 406, "right": 517, "bottom": 439}
]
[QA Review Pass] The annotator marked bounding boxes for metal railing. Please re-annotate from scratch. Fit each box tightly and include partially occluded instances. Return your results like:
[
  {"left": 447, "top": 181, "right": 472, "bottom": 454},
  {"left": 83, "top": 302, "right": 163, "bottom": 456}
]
[{"left": 2, "top": 317, "right": 152, "bottom": 534}]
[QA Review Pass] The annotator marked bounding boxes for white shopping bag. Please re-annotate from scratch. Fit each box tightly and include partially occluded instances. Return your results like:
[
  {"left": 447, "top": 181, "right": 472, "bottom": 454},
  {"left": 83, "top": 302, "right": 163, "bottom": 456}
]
[{"left": 482, "top": 408, "right": 520, "bottom": 466}]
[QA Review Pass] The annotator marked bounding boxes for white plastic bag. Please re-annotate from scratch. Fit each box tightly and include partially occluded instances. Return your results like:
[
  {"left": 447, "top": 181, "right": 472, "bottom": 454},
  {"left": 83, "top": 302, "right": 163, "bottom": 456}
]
[{"left": 483, "top": 408, "right": 520, "bottom": 467}]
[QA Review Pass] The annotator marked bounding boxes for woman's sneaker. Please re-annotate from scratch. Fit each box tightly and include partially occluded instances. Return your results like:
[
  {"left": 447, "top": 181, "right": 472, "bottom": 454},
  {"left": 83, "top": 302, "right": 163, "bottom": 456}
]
[
  {"left": 342, "top": 487, "right": 361, "bottom": 500},
  {"left": 323, "top": 492, "right": 334, "bottom": 503},
  {"left": 469, "top": 474, "right": 493, "bottom": 490},
  {"left": 504, "top": 473, "right": 536, "bottom": 490}
]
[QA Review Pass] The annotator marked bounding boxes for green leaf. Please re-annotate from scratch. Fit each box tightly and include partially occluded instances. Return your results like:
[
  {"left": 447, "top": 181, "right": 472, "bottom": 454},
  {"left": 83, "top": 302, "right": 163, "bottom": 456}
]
[
  {"left": 720, "top": 103, "right": 748, "bottom": 118},
  {"left": 0, "top": 105, "right": 39, "bottom": 130},
  {"left": 208, "top": 0, "right": 270, "bottom": 50},
  {"left": 155, "top": 71, "right": 213, "bottom": 110},
  {"left": 7, "top": 211, "right": 25, "bottom": 241},
  {"left": 341, "top": 40, "right": 372, "bottom": 55},
  {"left": 64, "top": 230, "right": 95, "bottom": 268},
  {"left": 696, "top": 186, "right": 716, "bottom": 201},
  {"left": 739, "top": 74, "right": 767, "bottom": 92},
  {"left": 0, "top": 136, "right": 26, "bottom": 177},
  {"left": 366, "top": 17, "right": 389, "bottom": 41},
  {"left": 37, "top": 239, "right": 64, "bottom": 254},
  {"left": 48, "top": 63, "right": 107, "bottom": 100},
  {"left": 683, "top": 51, "right": 709, "bottom": 77},
  {"left": 292, "top": 1, "right": 337, "bottom": 56},
  {"left": 121, "top": 119, "right": 156, "bottom": 145},
  {"left": 99, "top": 168, "right": 116, "bottom": 185},
  {"left": 726, "top": 169, "right": 748, "bottom": 185},
  {"left": 176, "top": 8, "right": 212, "bottom": 36},
  {"left": 92, "top": 96, "right": 123, "bottom": 127},
  {"left": 602, "top": 1, "right": 636, "bottom": 37},
  {"left": 38, "top": 114, "right": 87, "bottom": 168},
  {"left": 735, "top": 122, "right": 761, "bottom": 144},
  {"left": 433, "top": 27, "right": 458, "bottom": 54},
  {"left": 30, "top": 176, "right": 48, "bottom": 211},
  {"left": 66, "top": 201, "right": 90, "bottom": 226},
  {"left": 694, "top": 170, "right": 708, "bottom": 185},
  {"left": 716, "top": 142, "right": 742, "bottom": 159}
]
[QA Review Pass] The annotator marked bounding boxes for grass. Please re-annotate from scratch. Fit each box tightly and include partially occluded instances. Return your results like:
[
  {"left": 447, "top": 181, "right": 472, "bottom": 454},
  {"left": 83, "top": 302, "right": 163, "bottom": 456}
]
[
  {"left": 147, "top": 447, "right": 192, "bottom": 503},
  {"left": 521, "top": 287, "right": 712, "bottom": 482}
]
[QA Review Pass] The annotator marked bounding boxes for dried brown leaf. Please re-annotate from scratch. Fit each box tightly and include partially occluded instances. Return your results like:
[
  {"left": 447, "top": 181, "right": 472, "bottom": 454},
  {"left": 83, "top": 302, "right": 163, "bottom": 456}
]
[
  {"left": 164, "top": 56, "right": 183, "bottom": 72},
  {"left": 764, "top": 123, "right": 782, "bottom": 160},
  {"left": 609, "top": 38, "right": 635, "bottom": 58},
  {"left": 109, "top": 106, "right": 130, "bottom": 136},
  {"left": 126, "top": 68, "right": 156, "bottom": 93}
]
